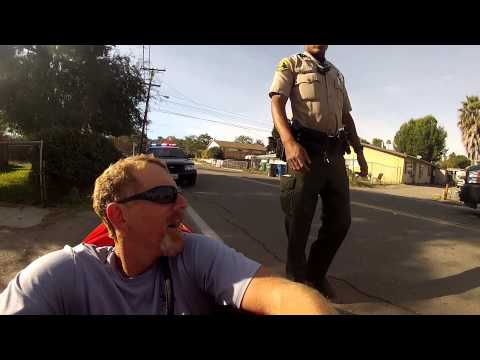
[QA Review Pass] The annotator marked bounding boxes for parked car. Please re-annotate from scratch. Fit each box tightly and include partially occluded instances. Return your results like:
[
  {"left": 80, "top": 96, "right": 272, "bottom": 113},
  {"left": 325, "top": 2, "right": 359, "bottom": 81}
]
[
  {"left": 459, "top": 165, "right": 480, "bottom": 209},
  {"left": 455, "top": 170, "right": 466, "bottom": 187},
  {"left": 147, "top": 143, "right": 197, "bottom": 186}
]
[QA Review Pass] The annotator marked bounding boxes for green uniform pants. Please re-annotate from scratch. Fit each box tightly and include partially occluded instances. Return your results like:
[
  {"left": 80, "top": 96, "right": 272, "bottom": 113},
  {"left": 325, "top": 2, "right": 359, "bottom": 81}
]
[{"left": 280, "top": 153, "right": 351, "bottom": 285}]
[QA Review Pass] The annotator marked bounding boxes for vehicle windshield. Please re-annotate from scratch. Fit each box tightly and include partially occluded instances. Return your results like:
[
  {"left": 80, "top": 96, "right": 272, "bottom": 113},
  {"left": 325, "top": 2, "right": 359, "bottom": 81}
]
[{"left": 149, "top": 147, "right": 187, "bottom": 158}]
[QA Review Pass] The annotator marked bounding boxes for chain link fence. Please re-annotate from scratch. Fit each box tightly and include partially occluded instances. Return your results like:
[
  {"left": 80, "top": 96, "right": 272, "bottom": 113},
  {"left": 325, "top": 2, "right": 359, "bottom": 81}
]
[
  {"left": 345, "top": 159, "right": 402, "bottom": 185},
  {"left": 0, "top": 141, "right": 46, "bottom": 203}
]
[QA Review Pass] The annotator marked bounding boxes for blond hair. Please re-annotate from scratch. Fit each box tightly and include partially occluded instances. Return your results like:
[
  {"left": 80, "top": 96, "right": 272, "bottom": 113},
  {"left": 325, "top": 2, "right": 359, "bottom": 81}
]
[{"left": 92, "top": 154, "right": 168, "bottom": 238}]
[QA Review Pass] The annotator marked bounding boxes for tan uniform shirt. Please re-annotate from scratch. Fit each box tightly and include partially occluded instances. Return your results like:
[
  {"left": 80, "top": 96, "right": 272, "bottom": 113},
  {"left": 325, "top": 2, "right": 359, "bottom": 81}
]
[{"left": 269, "top": 51, "right": 352, "bottom": 135}]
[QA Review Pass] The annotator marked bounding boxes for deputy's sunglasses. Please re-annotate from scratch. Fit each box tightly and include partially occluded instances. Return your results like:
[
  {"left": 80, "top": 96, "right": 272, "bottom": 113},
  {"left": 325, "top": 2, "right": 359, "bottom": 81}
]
[{"left": 116, "top": 185, "right": 180, "bottom": 205}]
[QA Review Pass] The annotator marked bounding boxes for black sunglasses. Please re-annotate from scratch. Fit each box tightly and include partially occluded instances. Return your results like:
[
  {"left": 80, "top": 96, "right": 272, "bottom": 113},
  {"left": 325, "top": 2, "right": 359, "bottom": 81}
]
[{"left": 116, "top": 185, "right": 180, "bottom": 205}]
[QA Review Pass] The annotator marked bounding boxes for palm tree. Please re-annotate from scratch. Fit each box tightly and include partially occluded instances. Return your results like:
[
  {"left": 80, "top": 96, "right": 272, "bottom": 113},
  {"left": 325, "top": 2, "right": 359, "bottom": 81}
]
[{"left": 458, "top": 96, "right": 480, "bottom": 164}]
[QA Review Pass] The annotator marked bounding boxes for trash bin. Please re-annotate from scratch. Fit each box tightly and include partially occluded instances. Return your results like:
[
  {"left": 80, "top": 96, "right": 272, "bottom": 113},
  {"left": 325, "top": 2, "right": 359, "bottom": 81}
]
[{"left": 268, "top": 164, "right": 276, "bottom": 177}]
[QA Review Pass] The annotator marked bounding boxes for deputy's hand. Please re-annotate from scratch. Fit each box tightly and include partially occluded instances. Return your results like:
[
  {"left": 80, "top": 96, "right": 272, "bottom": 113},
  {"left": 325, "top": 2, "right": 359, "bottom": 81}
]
[
  {"left": 284, "top": 139, "right": 311, "bottom": 172},
  {"left": 357, "top": 151, "right": 368, "bottom": 177}
]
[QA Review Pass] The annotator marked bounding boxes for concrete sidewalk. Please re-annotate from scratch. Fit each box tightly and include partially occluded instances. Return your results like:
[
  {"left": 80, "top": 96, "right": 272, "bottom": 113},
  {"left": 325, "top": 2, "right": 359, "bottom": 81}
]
[
  {"left": 0, "top": 205, "right": 51, "bottom": 228},
  {"left": 0, "top": 205, "right": 100, "bottom": 290},
  {"left": 353, "top": 183, "right": 462, "bottom": 203},
  {"left": 195, "top": 162, "right": 463, "bottom": 205}
]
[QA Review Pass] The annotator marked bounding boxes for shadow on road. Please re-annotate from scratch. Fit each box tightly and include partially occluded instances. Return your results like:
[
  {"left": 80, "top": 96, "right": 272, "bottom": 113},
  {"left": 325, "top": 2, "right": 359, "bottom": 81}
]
[
  {"left": 394, "top": 267, "right": 480, "bottom": 301},
  {"left": 329, "top": 190, "right": 480, "bottom": 309},
  {"left": 329, "top": 267, "right": 480, "bottom": 306},
  {"left": 188, "top": 172, "right": 480, "bottom": 312}
]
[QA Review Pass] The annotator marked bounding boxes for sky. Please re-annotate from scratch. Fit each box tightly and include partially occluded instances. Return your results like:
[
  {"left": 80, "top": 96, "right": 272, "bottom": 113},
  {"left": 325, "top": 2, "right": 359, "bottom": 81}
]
[{"left": 118, "top": 45, "right": 480, "bottom": 156}]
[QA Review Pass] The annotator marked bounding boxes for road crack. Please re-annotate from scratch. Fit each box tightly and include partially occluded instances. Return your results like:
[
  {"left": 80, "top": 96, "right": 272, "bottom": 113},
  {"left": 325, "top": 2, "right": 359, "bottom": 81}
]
[
  {"left": 187, "top": 193, "right": 283, "bottom": 261},
  {"left": 200, "top": 198, "right": 284, "bottom": 263},
  {"left": 220, "top": 213, "right": 284, "bottom": 263}
]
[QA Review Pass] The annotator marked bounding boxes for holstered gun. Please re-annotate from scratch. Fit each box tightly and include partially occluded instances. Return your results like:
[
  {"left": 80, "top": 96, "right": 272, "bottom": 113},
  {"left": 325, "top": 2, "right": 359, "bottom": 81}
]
[
  {"left": 276, "top": 120, "right": 350, "bottom": 161},
  {"left": 275, "top": 121, "right": 298, "bottom": 162},
  {"left": 275, "top": 136, "right": 286, "bottom": 162},
  {"left": 339, "top": 129, "right": 351, "bottom": 155}
]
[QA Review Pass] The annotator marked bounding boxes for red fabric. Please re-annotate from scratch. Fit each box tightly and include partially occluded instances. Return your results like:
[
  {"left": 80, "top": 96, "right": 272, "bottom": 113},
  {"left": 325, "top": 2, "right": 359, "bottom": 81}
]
[{"left": 82, "top": 223, "right": 193, "bottom": 247}]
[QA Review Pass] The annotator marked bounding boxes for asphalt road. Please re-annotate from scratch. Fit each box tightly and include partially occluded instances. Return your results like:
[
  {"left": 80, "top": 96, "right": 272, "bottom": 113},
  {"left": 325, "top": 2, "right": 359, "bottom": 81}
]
[{"left": 182, "top": 169, "right": 480, "bottom": 315}]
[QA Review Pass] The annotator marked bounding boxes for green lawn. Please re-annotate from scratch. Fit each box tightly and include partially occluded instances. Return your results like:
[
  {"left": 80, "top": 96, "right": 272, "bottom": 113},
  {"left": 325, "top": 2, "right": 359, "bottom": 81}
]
[
  {"left": 0, "top": 163, "right": 37, "bottom": 204},
  {"left": 0, "top": 163, "right": 95, "bottom": 207}
]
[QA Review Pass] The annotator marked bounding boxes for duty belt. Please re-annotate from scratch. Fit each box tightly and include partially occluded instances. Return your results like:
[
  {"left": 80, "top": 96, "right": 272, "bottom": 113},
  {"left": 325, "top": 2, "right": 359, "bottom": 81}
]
[{"left": 291, "top": 120, "right": 348, "bottom": 165}]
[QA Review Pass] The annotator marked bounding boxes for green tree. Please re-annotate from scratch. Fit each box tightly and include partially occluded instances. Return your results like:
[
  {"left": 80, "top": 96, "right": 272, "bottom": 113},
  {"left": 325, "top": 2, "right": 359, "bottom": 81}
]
[
  {"left": 197, "top": 133, "right": 213, "bottom": 148},
  {"left": 0, "top": 45, "right": 146, "bottom": 138},
  {"left": 164, "top": 136, "right": 179, "bottom": 144},
  {"left": 202, "top": 147, "right": 224, "bottom": 160},
  {"left": 177, "top": 135, "right": 194, "bottom": 154},
  {"left": 372, "top": 138, "right": 385, "bottom": 148},
  {"left": 171, "top": 133, "right": 213, "bottom": 157},
  {"left": 393, "top": 115, "right": 447, "bottom": 163},
  {"left": 360, "top": 138, "right": 370, "bottom": 144},
  {"left": 267, "top": 127, "right": 280, "bottom": 152},
  {"left": 186, "top": 133, "right": 212, "bottom": 155},
  {"left": 234, "top": 135, "right": 253, "bottom": 144},
  {"left": 0, "top": 112, "right": 7, "bottom": 136},
  {"left": 255, "top": 139, "right": 265, "bottom": 146},
  {"left": 152, "top": 134, "right": 211, "bottom": 158},
  {"left": 458, "top": 96, "right": 480, "bottom": 163},
  {"left": 39, "top": 128, "right": 122, "bottom": 198},
  {"left": 439, "top": 152, "right": 471, "bottom": 169}
]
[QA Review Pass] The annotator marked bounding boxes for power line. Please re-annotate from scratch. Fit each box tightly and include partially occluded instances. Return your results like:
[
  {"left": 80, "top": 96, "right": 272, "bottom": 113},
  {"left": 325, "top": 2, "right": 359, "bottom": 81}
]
[
  {"left": 135, "top": 48, "right": 270, "bottom": 136},
  {"left": 159, "top": 94, "right": 250, "bottom": 120},
  {"left": 161, "top": 80, "right": 262, "bottom": 123},
  {"left": 155, "top": 109, "right": 270, "bottom": 133},
  {"left": 158, "top": 98, "right": 273, "bottom": 128},
  {"left": 139, "top": 45, "right": 166, "bottom": 151}
]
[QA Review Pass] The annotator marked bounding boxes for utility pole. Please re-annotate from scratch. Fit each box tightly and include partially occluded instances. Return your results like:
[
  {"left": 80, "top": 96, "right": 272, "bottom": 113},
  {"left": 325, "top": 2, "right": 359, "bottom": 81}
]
[
  {"left": 138, "top": 45, "right": 165, "bottom": 153},
  {"left": 139, "top": 70, "right": 154, "bottom": 153}
]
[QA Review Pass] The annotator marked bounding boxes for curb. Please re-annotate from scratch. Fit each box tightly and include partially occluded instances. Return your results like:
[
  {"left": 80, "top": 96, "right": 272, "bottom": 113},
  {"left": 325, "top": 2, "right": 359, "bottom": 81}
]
[{"left": 195, "top": 163, "right": 271, "bottom": 177}]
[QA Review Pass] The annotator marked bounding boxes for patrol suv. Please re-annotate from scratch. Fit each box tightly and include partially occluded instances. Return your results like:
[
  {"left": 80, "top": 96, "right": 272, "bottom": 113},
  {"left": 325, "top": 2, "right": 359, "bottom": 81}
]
[
  {"left": 147, "top": 143, "right": 197, "bottom": 186},
  {"left": 459, "top": 164, "right": 480, "bottom": 209}
]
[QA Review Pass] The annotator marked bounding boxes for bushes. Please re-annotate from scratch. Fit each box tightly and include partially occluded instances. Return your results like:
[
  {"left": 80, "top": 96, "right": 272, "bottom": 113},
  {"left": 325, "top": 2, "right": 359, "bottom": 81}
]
[
  {"left": 202, "top": 147, "right": 224, "bottom": 160},
  {"left": 38, "top": 129, "right": 122, "bottom": 200}
]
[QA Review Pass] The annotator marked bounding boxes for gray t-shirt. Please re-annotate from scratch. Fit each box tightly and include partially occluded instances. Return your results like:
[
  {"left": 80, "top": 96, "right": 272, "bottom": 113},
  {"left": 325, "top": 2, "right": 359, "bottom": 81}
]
[{"left": 0, "top": 234, "right": 261, "bottom": 315}]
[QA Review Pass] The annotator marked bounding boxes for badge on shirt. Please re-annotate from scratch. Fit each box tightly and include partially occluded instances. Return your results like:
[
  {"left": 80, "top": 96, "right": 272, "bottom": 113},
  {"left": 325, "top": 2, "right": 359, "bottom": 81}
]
[{"left": 276, "top": 58, "right": 290, "bottom": 72}]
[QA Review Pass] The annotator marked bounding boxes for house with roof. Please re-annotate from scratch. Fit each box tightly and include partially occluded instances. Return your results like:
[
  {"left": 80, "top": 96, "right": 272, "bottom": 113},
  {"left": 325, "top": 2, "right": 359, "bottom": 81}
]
[
  {"left": 207, "top": 140, "right": 267, "bottom": 160},
  {"left": 344, "top": 143, "right": 447, "bottom": 185}
]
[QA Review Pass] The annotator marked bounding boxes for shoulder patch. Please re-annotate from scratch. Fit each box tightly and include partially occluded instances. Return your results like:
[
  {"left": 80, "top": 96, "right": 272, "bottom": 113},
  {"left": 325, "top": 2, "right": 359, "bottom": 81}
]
[{"left": 276, "top": 58, "right": 290, "bottom": 72}]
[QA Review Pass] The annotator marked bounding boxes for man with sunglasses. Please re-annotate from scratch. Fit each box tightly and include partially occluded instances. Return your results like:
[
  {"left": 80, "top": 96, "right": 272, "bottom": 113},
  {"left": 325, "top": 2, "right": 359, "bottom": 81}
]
[
  {"left": 270, "top": 45, "right": 368, "bottom": 299},
  {"left": 0, "top": 154, "right": 336, "bottom": 315}
]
